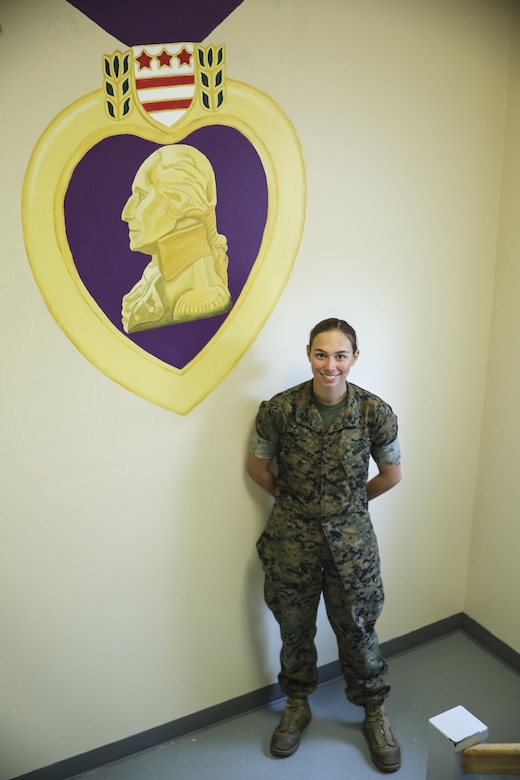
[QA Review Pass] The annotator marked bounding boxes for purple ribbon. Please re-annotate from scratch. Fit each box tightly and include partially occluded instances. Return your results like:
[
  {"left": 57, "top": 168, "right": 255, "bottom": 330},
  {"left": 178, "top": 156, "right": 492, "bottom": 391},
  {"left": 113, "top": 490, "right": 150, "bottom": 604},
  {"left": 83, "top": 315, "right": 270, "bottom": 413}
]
[{"left": 66, "top": 0, "right": 245, "bottom": 45}]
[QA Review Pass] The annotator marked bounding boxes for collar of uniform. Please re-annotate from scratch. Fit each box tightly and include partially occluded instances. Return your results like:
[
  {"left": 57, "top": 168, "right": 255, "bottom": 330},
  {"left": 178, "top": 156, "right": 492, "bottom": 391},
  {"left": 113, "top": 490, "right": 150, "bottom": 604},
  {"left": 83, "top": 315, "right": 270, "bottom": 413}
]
[
  {"left": 295, "top": 381, "right": 360, "bottom": 431},
  {"left": 329, "top": 382, "right": 361, "bottom": 431}
]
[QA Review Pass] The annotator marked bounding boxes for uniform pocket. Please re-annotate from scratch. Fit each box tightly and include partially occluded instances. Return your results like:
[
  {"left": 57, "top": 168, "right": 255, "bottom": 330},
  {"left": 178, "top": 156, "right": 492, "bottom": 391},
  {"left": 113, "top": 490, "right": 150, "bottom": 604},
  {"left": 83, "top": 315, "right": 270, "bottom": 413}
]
[
  {"left": 278, "top": 428, "right": 321, "bottom": 505},
  {"left": 339, "top": 434, "right": 371, "bottom": 492}
]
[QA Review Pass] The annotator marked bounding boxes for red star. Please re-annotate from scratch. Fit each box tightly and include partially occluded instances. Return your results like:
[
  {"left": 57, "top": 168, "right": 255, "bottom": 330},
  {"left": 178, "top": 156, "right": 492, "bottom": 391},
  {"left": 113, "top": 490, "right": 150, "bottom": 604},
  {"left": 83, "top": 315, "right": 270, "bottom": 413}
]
[
  {"left": 136, "top": 49, "right": 153, "bottom": 70},
  {"left": 156, "top": 48, "right": 173, "bottom": 68},
  {"left": 176, "top": 47, "right": 192, "bottom": 67}
]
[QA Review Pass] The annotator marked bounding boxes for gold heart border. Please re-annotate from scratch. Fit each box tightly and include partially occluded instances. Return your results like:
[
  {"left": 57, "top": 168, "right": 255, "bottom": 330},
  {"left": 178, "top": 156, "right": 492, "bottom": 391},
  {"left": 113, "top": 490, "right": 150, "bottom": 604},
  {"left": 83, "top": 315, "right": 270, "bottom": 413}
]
[{"left": 22, "top": 78, "right": 306, "bottom": 414}]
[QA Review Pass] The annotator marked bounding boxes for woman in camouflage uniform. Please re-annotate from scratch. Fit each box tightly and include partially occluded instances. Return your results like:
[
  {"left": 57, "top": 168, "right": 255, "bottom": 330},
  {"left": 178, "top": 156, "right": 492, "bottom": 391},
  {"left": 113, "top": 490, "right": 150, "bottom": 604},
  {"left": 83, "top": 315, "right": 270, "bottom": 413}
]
[{"left": 246, "top": 318, "right": 402, "bottom": 773}]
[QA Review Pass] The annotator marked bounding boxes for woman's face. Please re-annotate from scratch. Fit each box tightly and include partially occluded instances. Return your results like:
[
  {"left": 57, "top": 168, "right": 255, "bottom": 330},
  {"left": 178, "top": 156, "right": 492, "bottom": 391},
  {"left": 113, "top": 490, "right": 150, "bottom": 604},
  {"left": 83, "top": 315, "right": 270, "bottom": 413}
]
[{"left": 307, "top": 329, "right": 359, "bottom": 401}]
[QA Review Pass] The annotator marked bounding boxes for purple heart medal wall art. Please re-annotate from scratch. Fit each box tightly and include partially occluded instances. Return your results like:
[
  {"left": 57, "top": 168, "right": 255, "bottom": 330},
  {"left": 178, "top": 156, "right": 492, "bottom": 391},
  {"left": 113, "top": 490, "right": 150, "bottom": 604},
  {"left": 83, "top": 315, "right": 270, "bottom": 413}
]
[{"left": 22, "top": 2, "right": 305, "bottom": 413}]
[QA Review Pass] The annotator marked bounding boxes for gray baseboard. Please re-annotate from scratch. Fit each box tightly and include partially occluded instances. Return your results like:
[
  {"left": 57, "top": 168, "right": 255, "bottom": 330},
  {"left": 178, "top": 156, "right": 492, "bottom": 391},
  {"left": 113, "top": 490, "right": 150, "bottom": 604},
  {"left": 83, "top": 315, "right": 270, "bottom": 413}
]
[
  {"left": 460, "top": 613, "right": 520, "bottom": 673},
  {"left": 10, "top": 612, "right": 520, "bottom": 780}
]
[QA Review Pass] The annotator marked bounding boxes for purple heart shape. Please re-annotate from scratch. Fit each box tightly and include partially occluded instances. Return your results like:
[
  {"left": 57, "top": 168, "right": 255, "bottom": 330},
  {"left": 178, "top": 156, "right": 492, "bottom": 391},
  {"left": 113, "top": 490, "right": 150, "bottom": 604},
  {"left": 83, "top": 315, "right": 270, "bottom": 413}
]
[{"left": 64, "top": 125, "right": 268, "bottom": 369}]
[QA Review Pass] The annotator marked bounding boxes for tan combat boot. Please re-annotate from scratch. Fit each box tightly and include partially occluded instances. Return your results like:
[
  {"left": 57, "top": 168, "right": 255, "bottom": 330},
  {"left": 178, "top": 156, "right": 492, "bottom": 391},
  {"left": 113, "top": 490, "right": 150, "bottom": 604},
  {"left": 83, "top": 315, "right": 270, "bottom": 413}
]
[
  {"left": 363, "top": 702, "right": 401, "bottom": 772},
  {"left": 270, "top": 696, "right": 312, "bottom": 758}
]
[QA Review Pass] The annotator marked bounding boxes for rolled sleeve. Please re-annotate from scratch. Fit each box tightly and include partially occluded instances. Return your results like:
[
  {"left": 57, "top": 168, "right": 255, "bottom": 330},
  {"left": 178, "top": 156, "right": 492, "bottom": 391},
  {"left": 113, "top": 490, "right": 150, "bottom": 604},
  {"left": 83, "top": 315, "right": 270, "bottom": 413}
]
[
  {"left": 371, "top": 437, "right": 401, "bottom": 466},
  {"left": 372, "top": 402, "right": 399, "bottom": 449},
  {"left": 249, "top": 430, "right": 279, "bottom": 459},
  {"left": 249, "top": 399, "right": 281, "bottom": 459}
]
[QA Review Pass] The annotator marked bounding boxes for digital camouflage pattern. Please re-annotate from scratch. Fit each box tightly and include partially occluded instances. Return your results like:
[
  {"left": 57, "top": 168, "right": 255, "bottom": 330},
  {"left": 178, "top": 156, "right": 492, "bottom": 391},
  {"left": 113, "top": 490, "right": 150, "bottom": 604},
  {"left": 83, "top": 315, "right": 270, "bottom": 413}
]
[{"left": 253, "top": 380, "right": 399, "bottom": 705}]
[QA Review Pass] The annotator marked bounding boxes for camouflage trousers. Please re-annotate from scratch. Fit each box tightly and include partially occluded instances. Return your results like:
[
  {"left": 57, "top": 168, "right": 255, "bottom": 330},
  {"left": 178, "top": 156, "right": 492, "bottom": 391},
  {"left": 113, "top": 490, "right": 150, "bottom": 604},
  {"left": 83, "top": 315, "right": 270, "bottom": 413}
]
[{"left": 257, "top": 509, "right": 390, "bottom": 706}]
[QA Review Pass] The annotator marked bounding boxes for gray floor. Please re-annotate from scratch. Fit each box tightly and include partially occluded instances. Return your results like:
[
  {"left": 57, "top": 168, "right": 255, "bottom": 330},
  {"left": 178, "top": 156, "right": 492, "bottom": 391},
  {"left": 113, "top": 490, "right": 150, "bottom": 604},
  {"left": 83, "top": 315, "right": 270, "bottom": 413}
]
[{"left": 71, "top": 631, "right": 520, "bottom": 779}]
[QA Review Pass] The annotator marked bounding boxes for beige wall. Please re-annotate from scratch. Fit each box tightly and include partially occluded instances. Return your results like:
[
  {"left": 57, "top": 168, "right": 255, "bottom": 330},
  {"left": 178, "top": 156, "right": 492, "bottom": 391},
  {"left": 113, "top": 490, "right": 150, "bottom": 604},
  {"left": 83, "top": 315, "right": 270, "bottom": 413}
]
[
  {"left": 0, "top": 0, "right": 514, "bottom": 776},
  {"left": 466, "top": 4, "right": 520, "bottom": 650}
]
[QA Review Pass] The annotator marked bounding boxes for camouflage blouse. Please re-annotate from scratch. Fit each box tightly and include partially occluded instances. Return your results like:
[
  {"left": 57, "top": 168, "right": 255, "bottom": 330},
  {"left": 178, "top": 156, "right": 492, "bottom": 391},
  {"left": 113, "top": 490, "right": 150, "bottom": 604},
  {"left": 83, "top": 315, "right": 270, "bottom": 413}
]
[{"left": 251, "top": 380, "right": 399, "bottom": 521}]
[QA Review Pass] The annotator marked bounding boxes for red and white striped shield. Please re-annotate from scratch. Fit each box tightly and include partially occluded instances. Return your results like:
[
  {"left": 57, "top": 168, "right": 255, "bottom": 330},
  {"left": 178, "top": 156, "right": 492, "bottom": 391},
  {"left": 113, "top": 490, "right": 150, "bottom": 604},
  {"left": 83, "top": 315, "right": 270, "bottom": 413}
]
[{"left": 132, "top": 43, "right": 195, "bottom": 127}]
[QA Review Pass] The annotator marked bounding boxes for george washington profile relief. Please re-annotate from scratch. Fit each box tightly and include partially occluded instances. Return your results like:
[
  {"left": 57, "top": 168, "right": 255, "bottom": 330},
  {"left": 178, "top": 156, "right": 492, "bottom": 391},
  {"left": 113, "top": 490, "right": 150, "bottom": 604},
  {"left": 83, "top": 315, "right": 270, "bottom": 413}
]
[{"left": 121, "top": 144, "right": 232, "bottom": 334}]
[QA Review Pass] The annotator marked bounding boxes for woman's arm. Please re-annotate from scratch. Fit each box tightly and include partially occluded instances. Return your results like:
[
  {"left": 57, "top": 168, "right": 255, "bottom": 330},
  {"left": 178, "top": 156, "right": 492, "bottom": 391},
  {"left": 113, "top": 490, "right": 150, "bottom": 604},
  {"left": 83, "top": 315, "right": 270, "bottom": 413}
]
[
  {"left": 246, "top": 452, "right": 277, "bottom": 497},
  {"left": 366, "top": 461, "right": 401, "bottom": 501}
]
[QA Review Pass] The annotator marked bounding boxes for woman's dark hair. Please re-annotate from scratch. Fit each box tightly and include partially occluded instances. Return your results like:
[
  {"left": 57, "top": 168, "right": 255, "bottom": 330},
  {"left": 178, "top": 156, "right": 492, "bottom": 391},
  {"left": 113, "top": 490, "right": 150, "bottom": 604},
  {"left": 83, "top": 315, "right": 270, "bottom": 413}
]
[{"left": 309, "top": 318, "right": 358, "bottom": 352}]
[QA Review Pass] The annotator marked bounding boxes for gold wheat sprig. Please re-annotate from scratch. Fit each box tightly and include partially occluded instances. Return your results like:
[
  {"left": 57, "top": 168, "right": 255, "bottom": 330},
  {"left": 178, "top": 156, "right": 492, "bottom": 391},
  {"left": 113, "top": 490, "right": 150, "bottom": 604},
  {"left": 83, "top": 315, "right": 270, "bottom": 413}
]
[
  {"left": 197, "top": 45, "right": 226, "bottom": 112},
  {"left": 103, "top": 51, "right": 132, "bottom": 121}
]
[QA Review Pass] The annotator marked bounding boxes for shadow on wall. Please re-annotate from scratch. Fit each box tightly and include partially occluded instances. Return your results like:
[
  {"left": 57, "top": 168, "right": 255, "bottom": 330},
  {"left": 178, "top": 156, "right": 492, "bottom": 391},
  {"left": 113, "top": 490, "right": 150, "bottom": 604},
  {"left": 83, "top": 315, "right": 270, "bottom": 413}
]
[{"left": 170, "top": 373, "right": 276, "bottom": 700}]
